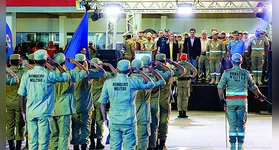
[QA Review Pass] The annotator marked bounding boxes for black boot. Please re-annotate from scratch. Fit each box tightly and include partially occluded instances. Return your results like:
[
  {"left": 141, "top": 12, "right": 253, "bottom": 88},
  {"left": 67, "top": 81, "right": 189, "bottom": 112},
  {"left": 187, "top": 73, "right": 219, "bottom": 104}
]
[
  {"left": 15, "top": 140, "right": 22, "bottom": 150},
  {"left": 182, "top": 111, "right": 188, "bottom": 118},
  {"left": 23, "top": 138, "right": 28, "bottom": 150},
  {"left": 8, "top": 140, "right": 15, "bottom": 150},
  {"left": 158, "top": 140, "right": 166, "bottom": 150},
  {"left": 96, "top": 138, "right": 105, "bottom": 149},
  {"left": 89, "top": 139, "right": 95, "bottom": 150},
  {"left": 178, "top": 111, "right": 183, "bottom": 118},
  {"left": 74, "top": 145, "right": 80, "bottom": 150},
  {"left": 81, "top": 144, "right": 87, "bottom": 150}
]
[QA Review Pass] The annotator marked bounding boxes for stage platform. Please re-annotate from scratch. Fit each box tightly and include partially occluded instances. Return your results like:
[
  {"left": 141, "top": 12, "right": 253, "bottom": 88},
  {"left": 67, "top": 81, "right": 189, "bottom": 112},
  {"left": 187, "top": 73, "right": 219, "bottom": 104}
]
[
  {"left": 8, "top": 111, "right": 271, "bottom": 150},
  {"left": 171, "top": 84, "right": 269, "bottom": 113}
]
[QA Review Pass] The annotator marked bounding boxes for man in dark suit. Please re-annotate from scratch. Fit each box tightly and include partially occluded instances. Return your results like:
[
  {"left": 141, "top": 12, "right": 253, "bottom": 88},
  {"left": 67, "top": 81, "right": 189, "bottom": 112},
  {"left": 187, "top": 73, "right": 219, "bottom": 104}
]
[
  {"left": 157, "top": 29, "right": 169, "bottom": 55},
  {"left": 183, "top": 28, "right": 201, "bottom": 83}
]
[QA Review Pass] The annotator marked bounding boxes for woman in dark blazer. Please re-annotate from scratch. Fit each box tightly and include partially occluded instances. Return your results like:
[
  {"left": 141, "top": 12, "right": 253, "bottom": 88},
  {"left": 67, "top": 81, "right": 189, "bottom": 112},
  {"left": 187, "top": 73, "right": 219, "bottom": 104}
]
[{"left": 164, "top": 33, "right": 180, "bottom": 61}]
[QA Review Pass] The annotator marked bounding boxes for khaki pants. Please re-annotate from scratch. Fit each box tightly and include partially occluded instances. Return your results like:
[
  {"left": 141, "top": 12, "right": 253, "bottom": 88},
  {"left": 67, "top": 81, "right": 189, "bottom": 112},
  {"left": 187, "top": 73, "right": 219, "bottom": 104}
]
[
  {"left": 71, "top": 111, "right": 92, "bottom": 145},
  {"left": 149, "top": 91, "right": 160, "bottom": 148},
  {"left": 6, "top": 108, "right": 25, "bottom": 140},
  {"left": 251, "top": 51, "right": 264, "bottom": 79},
  {"left": 209, "top": 55, "right": 222, "bottom": 78},
  {"left": 158, "top": 103, "right": 171, "bottom": 141},
  {"left": 177, "top": 80, "right": 191, "bottom": 111},
  {"left": 198, "top": 55, "right": 210, "bottom": 81}
]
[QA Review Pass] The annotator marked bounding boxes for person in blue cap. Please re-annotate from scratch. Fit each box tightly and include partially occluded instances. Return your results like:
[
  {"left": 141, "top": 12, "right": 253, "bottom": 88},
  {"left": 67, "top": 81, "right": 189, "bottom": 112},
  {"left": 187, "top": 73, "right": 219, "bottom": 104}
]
[
  {"left": 89, "top": 58, "right": 117, "bottom": 150},
  {"left": 218, "top": 53, "right": 266, "bottom": 150},
  {"left": 71, "top": 54, "right": 106, "bottom": 150},
  {"left": 130, "top": 59, "right": 166, "bottom": 150},
  {"left": 17, "top": 49, "right": 71, "bottom": 150},
  {"left": 49, "top": 53, "right": 89, "bottom": 150},
  {"left": 6, "top": 54, "right": 26, "bottom": 150},
  {"left": 154, "top": 53, "right": 186, "bottom": 149},
  {"left": 99, "top": 59, "right": 155, "bottom": 150}
]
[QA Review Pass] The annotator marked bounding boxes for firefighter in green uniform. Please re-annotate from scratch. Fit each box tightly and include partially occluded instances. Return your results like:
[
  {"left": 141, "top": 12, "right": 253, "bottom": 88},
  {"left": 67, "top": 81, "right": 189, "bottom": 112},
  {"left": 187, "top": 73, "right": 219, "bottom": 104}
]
[
  {"left": 177, "top": 53, "right": 197, "bottom": 118},
  {"left": 218, "top": 53, "right": 266, "bottom": 150},
  {"left": 220, "top": 31, "right": 230, "bottom": 54},
  {"left": 140, "top": 56, "right": 171, "bottom": 150},
  {"left": 89, "top": 58, "right": 117, "bottom": 150},
  {"left": 123, "top": 33, "right": 136, "bottom": 61},
  {"left": 207, "top": 31, "right": 226, "bottom": 85},
  {"left": 71, "top": 54, "right": 106, "bottom": 150},
  {"left": 6, "top": 54, "right": 25, "bottom": 150},
  {"left": 131, "top": 59, "right": 166, "bottom": 150},
  {"left": 137, "top": 30, "right": 147, "bottom": 50},
  {"left": 248, "top": 29, "right": 269, "bottom": 85},
  {"left": 155, "top": 54, "right": 185, "bottom": 149},
  {"left": 142, "top": 32, "right": 157, "bottom": 59},
  {"left": 242, "top": 31, "right": 251, "bottom": 71},
  {"left": 49, "top": 53, "right": 88, "bottom": 150}
]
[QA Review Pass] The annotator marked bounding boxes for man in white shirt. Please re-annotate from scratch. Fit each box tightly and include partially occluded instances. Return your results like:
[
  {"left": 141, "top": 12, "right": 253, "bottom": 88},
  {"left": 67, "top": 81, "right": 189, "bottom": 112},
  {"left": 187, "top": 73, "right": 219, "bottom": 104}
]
[{"left": 198, "top": 30, "right": 210, "bottom": 83}]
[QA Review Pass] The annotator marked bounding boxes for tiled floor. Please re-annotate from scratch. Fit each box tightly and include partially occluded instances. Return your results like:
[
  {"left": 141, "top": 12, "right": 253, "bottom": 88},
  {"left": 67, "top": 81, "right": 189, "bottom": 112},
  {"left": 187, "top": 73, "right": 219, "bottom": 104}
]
[{"left": 7, "top": 111, "right": 272, "bottom": 150}]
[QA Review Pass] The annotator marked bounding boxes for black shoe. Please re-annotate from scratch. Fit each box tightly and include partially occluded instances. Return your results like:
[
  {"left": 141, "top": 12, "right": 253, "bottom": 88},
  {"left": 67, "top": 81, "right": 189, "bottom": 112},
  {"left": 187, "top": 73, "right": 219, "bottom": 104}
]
[
  {"left": 177, "top": 111, "right": 183, "bottom": 118},
  {"left": 15, "top": 140, "right": 22, "bottom": 150},
  {"left": 89, "top": 138, "right": 95, "bottom": 150},
  {"left": 81, "top": 144, "right": 87, "bottom": 150},
  {"left": 158, "top": 140, "right": 166, "bottom": 150},
  {"left": 147, "top": 148, "right": 154, "bottom": 150},
  {"left": 74, "top": 145, "right": 80, "bottom": 150},
  {"left": 182, "top": 111, "right": 188, "bottom": 118},
  {"left": 96, "top": 139, "right": 105, "bottom": 149},
  {"left": 8, "top": 140, "right": 15, "bottom": 150}
]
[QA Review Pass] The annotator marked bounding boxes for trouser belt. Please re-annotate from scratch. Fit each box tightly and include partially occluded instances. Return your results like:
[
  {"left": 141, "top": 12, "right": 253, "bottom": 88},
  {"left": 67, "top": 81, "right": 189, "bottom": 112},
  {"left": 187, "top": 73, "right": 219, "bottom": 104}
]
[
  {"left": 177, "top": 77, "right": 191, "bottom": 81},
  {"left": 226, "top": 96, "right": 247, "bottom": 99}
]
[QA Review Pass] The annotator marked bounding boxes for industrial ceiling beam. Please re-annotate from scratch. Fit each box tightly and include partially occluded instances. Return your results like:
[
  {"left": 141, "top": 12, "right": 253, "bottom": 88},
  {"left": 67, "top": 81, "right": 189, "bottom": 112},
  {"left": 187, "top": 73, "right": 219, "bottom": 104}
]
[{"left": 84, "top": 0, "right": 271, "bottom": 14}]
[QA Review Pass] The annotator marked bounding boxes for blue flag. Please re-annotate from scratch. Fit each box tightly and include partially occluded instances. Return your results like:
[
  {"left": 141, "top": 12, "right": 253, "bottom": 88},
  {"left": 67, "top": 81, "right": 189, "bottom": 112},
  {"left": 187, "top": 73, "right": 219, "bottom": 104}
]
[
  {"left": 6, "top": 23, "right": 13, "bottom": 59},
  {"left": 65, "top": 12, "right": 89, "bottom": 69}
]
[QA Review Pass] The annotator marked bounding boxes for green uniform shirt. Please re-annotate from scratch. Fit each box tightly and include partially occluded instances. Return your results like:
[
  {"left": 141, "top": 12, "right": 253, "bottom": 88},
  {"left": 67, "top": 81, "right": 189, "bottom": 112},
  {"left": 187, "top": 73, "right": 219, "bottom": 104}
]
[
  {"left": 207, "top": 39, "right": 226, "bottom": 57},
  {"left": 249, "top": 36, "right": 269, "bottom": 54},
  {"left": 142, "top": 40, "right": 157, "bottom": 51},
  {"left": 6, "top": 66, "right": 24, "bottom": 109},
  {"left": 158, "top": 68, "right": 183, "bottom": 105},
  {"left": 137, "top": 37, "right": 147, "bottom": 47},
  {"left": 91, "top": 71, "right": 114, "bottom": 103},
  {"left": 123, "top": 39, "right": 136, "bottom": 59},
  {"left": 217, "top": 66, "right": 258, "bottom": 106},
  {"left": 74, "top": 69, "right": 105, "bottom": 113},
  {"left": 177, "top": 60, "right": 197, "bottom": 78},
  {"left": 53, "top": 67, "right": 87, "bottom": 116}
]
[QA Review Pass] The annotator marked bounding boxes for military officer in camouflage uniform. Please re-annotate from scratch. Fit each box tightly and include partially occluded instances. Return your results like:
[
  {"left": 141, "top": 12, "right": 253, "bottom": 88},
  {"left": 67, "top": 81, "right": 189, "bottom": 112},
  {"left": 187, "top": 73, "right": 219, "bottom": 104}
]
[
  {"left": 142, "top": 32, "right": 157, "bottom": 58},
  {"left": 137, "top": 30, "right": 147, "bottom": 50},
  {"left": 218, "top": 53, "right": 266, "bottom": 150},
  {"left": 248, "top": 29, "right": 269, "bottom": 85},
  {"left": 207, "top": 31, "right": 226, "bottom": 85},
  {"left": 177, "top": 53, "right": 197, "bottom": 118},
  {"left": 131, "top": 59, "right": 166, "bottom": 150},
  {"left": 6, "top": 54, "right": 25, "bottom": 150},
  {"left": 123, "top": 33, "right": 136, "bottom": 61}
]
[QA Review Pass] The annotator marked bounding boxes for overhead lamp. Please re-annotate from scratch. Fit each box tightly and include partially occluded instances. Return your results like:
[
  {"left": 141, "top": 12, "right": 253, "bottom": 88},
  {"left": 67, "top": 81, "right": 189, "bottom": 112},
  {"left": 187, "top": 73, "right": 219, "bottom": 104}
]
[
  {"left": 105, "top": 4, "right": 121, "bottom": 16},
  {"left": 177, "top": 3, "right": 193, "bottom": 14}
]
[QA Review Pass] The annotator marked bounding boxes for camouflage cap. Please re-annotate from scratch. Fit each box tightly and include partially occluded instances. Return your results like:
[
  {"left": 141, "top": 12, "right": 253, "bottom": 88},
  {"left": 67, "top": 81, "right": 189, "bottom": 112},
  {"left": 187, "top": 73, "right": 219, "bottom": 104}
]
[
  {"left": 91, "top": 58, "right": 102, "bottom": 65},
  {"left": 212, "top": 31, "right": 219, "bottom": 35},
  {"left": 28, "top": 53, "right": 34, "bottom": 60},
  {"left": 10, "top": 54, "right": 20, "bottom": 60},
  {"left": 221, "top": 31, "right": 226, "bottom": 34},
  {"left": 156, "top": 53, "right": 166, "bottom": 61}
]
